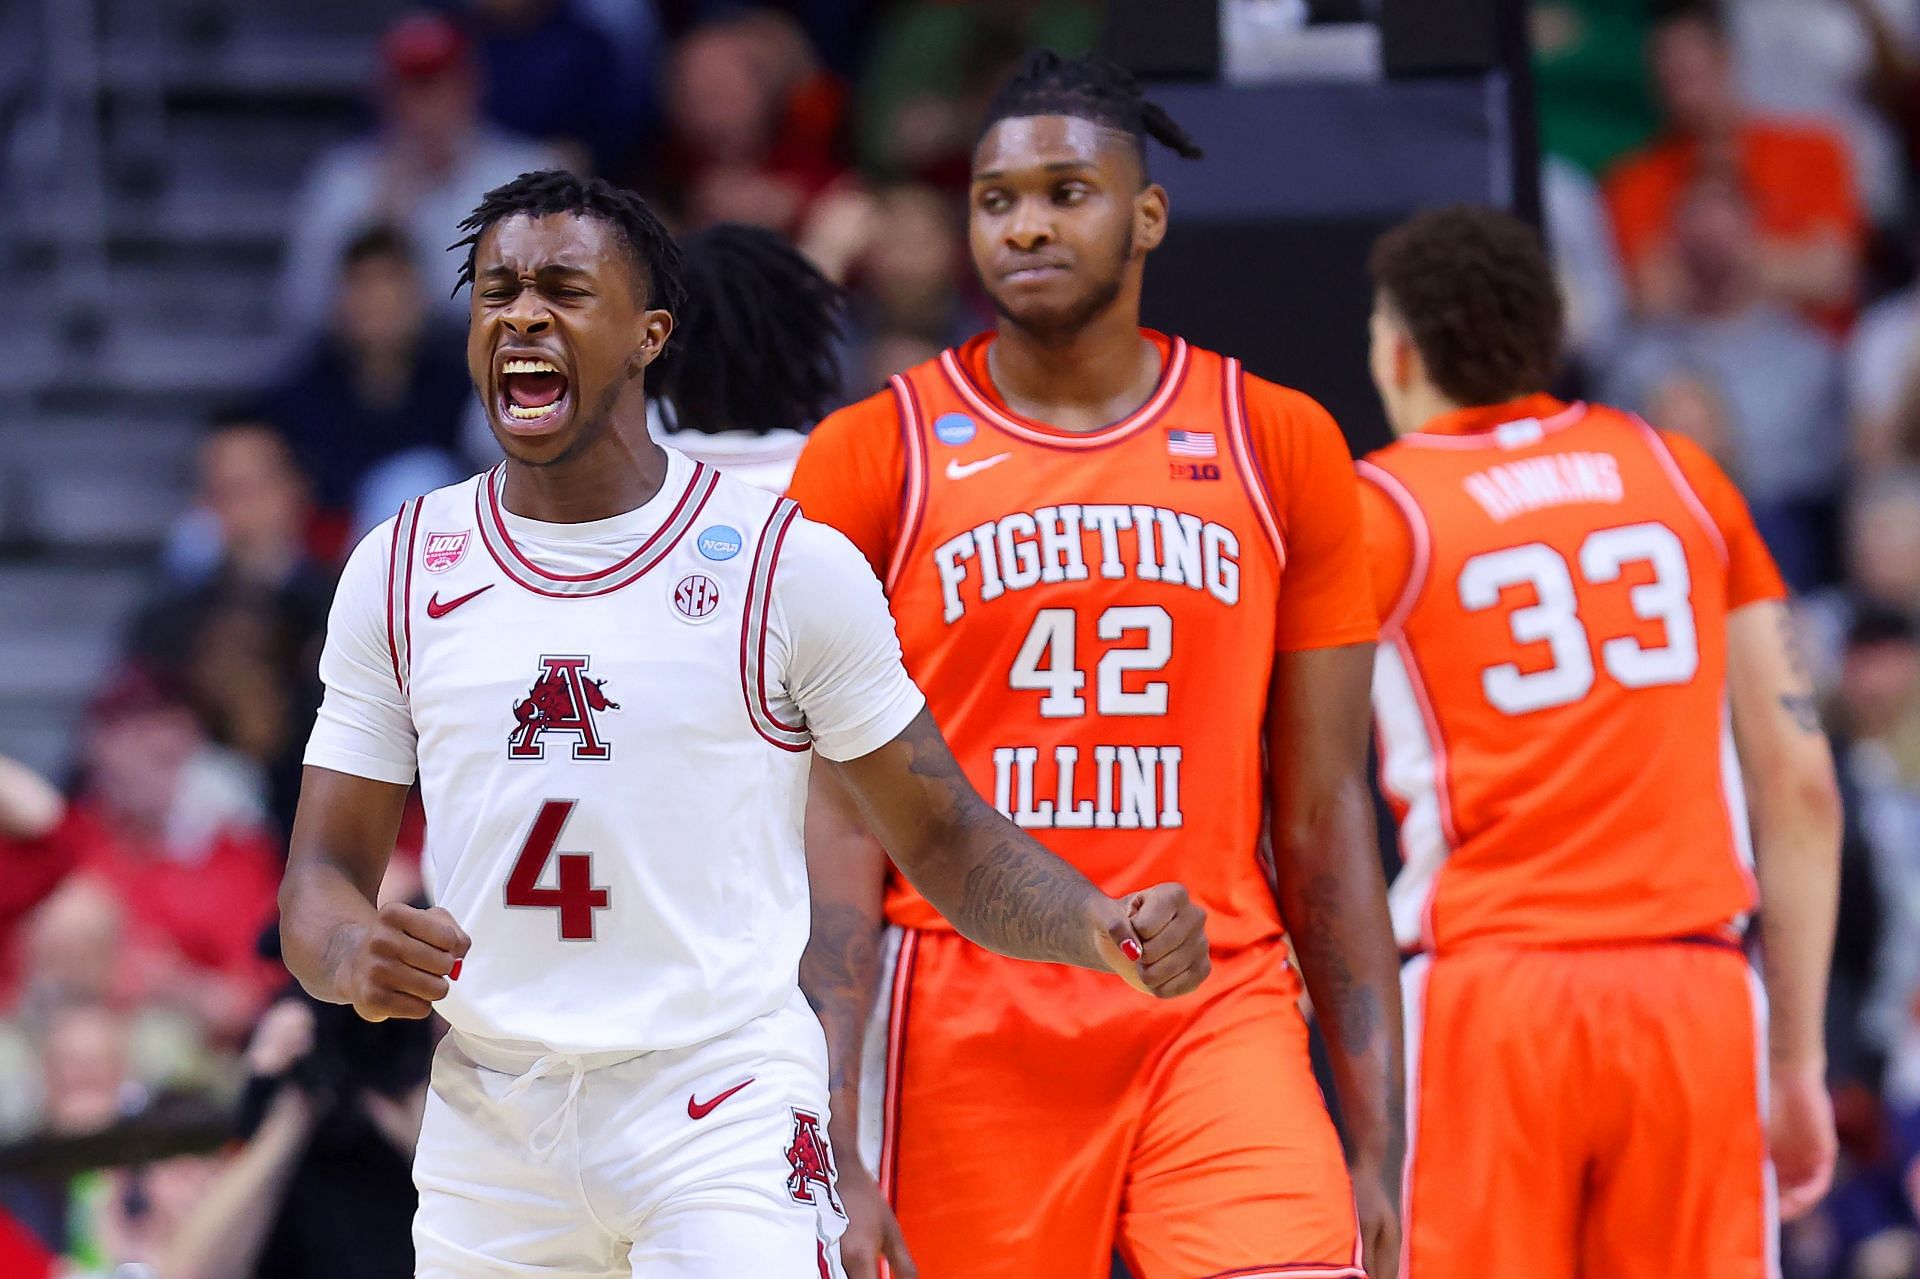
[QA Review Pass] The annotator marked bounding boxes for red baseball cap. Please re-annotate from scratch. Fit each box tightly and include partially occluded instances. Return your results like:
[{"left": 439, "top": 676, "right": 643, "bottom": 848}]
[
  {"left": 85, "top": 665, "right": 190, "bottom": 729},
  {"left": 380, "top": 12, "right": 472, "bottom": 83}
]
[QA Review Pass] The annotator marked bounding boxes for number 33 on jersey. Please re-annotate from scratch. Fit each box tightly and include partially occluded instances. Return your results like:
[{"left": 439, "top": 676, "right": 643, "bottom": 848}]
[{"left": 1358, "top": 397, "right": 1790, "bottom": 955}]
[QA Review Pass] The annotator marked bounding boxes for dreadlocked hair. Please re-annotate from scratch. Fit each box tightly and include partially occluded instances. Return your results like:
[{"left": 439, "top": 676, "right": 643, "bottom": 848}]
[
  {"left": 452, "top": 169, "right": 687, "bottom": 320},
  {"left": 978, "top": 49, "right": 1204, "bottom": 167},
  {"left": 658, "top": 224, "right": 847, "bottom": 436}
]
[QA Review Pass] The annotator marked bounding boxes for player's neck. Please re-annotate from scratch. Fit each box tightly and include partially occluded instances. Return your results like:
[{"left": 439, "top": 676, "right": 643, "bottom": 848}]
[
  {"left": 1396, "top": 384, "right": 1466, "bottom": 437},
  {"left": 988, "top": 306, "right": 1161, "bottom": 434},
  {"left": 500, "top": 422, "right": 670, "bottom": 524}
]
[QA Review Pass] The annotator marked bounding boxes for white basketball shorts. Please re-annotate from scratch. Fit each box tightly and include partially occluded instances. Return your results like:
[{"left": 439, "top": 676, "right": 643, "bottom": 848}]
[{"left": 413, "top": 991, "right": 849, "bottom": 1278}]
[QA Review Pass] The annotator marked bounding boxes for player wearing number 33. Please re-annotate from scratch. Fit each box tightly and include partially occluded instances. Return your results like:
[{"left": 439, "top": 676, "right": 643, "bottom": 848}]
[
  {"left": 788, "top": 53, "right": 1404, "bottom": 1279},
  {"left": 1359, "top": 207, "right": 1843, "bottom": 1278},
  {"left": 278, "top": 170, "right": 1210, "bottom": 1279}
]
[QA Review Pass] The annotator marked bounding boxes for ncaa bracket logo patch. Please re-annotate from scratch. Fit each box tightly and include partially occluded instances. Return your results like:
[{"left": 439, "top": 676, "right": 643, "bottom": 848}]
[
  {"left": 933, "top": 412, "right": 977, "bottom": 447},
  {"left": 697, "top": 525, "right": 742, "bottom": 561},
  {"left": 422, "top": 531, "right": 470, "bottom": 573},
  {"left": 674, "top": 573, "right": 722, "bottom": 622}
]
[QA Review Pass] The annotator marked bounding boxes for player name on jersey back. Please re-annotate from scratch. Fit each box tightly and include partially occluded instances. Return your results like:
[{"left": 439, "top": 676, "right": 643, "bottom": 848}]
[
  {"left": 1363, "top": 398, "right": 1772, "bottom": 953},
  {"left": 1463, "top": 451, "right": 1624, "bottom": 523}
]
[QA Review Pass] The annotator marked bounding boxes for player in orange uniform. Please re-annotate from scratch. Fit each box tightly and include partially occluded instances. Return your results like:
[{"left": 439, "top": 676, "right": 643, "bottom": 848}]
[
  {"left": 1357, "top": 207, "right": 1841, "bottom": 1278},
  {"left": 789, "top": 52, "right": 1403, "bottom": 1279}
]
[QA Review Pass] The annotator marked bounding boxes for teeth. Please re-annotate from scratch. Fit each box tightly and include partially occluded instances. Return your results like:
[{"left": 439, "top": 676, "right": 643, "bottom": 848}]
[
  {"left": 502, "top": 358, "right": 560, "bottom": 375},
  {"left": 506, "top": 401, "right": 560, "bottom": 421}
]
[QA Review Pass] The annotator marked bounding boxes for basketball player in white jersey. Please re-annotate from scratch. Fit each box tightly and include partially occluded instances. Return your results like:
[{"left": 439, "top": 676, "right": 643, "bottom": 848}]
[{"left": 279, "top": 170, "right": 1213, "bottom": 1279}]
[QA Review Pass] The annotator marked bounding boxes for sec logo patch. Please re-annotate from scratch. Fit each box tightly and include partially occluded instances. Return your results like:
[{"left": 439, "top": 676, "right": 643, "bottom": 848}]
[
  {"left": 673, "top": 573, "right": 722, "bottom": 622},
  {"left": 933, "top": 413, "right": 977, "bottom": 447},
  {"left": 697, "top": 525, "right": 743, "bottom": 561}
]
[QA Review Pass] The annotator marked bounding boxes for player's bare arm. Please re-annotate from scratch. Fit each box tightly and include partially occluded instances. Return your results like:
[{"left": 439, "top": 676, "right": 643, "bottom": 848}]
[
  {"left": 1266, "top": 642, "right": 1405, "bottom": 1278},
  {"left": 800, "top": 765, "right": 916, "bottom": 1279},
  {"left": 1728, "top": 600, "right": 1842, "bottom": 1220},
  {"left": 830, "top": 707, "right": 1211, "bottom": 994},
  {"left": 281, "top": 765, "right": 471, "bottom": 1022}
]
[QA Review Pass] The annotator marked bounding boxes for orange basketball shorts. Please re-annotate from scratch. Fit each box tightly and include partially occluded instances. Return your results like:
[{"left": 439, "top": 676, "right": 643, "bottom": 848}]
[
  {"left": 1402, "top": 940, "right": 1774, "bottom": 1279},
  {"left": 873, "top": 929, "right": 1362, "bottom": 1279}
]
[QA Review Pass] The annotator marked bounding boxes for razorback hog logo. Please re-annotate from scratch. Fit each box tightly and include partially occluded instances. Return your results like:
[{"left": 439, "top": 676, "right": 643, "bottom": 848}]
[
  {"left": 508, "top": 656, "right": 619, "bottom": 760},
  {"left": 784, "top": 1110, "right": 842, "bottom": 1216}
]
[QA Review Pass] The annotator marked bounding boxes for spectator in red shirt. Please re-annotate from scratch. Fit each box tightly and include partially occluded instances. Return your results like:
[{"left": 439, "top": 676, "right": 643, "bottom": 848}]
[
  {"left": 64, "top": 671, "right": 282, "bottom": 1043},
  {"left": 1605, "top": 0, "right": 1862, "bottom": 330},
  {"left": 654, "top": 10, "right": 849, "bottom": 234},
  {"left": 0, "top": 757, "right": 79, "bottom": 1001}
]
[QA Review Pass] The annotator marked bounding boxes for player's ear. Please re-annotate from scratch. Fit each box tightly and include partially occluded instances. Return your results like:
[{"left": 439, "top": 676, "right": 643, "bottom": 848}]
[
  {"left": 632, "top": 308, "right": 674, "bottom": 372},
  {"left": 1134, "top": 183, "right": 1169, "bottom": 254}
]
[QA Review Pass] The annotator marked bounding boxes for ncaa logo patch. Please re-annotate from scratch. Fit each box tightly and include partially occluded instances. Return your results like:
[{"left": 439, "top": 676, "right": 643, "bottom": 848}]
[
  {"left": 933, "top": 412, "right": 977, "bottom": 447},
  {"left": 422, "top": 531, "right": 470, "bottom": 573},
  {"left": 673, "top": 573, "right": 722, "bottom": 622},
  {"left": 697, "top": 524, "right": 743, "bottom": 561}
]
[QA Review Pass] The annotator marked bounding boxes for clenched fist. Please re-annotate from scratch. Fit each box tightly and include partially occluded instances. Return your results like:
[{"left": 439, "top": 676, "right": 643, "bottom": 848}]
[
  {"left": 1092, "top": 883, "right": 1210, "bottom": 997},
  {"left": 340, "top": 902, "right": 471, "bottom": 1022}
]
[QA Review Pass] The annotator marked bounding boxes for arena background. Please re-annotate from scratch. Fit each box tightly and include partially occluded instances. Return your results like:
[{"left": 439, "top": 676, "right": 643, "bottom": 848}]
[{"left": 0, "top": 1, "right": 1913, "bottom": 1276}]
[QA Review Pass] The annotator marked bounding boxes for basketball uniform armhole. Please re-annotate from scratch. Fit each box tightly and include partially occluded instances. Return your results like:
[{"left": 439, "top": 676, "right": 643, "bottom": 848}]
[
  {"left": 742, "top": 498, "right": 813, "bottom": 752},
  {"left": 387, "top": 496, "right": 425, "bottom": 697},
  {"left": 1632, "top": 417, "right": 1731, "bottom": 568},
  {"left": 1221, "top": 361, "right": 1288, "bottom": 572},
  {"left": 1354, "top": 461, "right": 1434, "bottom": 637},
  {"left": 883, "top": 375, "right": 929, "bottom": 595}
]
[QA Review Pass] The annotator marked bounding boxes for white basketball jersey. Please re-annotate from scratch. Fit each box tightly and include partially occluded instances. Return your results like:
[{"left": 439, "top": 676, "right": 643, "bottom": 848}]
[{"left": 304, "top": 448, "right": 924, "bottom": 1055}]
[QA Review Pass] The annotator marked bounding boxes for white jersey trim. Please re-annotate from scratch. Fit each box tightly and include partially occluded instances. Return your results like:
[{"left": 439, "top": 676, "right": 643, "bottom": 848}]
[
  {"left": 885, "top": 375, "right": 928, "bottom": 597},
  {"left": 1222, "top": 358, "right": 1287, "bottom": 573},
  {"left": 1355, "top": 460, "right": 1432, "bottom": 638},
  {"left": 937, "top": 337, "right": 1190, "bottom": 450},
  {"left": 743, "top": 498, "right": 812, "bottom": 752},
  {"left": 1375, "top": 641, "right": 1454, "bottom": 951},
  {"left": 1633, "top": 416, "right": 1731, "bottom": 568},
  {"left": 387, "top": 496, "right": 425, "bottom": 695},
  {"left": 1397, "top": 400, "right": 1589, "bottom": 450},
  {"left": 474, "top": 461, "right": 719, "bottom": 598}
]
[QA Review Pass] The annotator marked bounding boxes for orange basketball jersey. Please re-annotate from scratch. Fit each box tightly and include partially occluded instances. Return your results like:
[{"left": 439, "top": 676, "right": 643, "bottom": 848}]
[
  {"left": 1359, "top": 395, "right": 1787, "bottom": 955},
  {"left": 790, "top": 331, "right": 1378, "bottom": 952}
]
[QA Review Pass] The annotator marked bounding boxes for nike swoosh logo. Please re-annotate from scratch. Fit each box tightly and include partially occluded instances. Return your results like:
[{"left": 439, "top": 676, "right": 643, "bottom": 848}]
[
  {"left": 687, "top": 1077, "right": 755, "bottom": 1120},
  {"left": 425, "top": 585, "right": 495, "bottom": 619},
  {"left": 945, "top": 452, "right": 1013, "bottom": 481}
]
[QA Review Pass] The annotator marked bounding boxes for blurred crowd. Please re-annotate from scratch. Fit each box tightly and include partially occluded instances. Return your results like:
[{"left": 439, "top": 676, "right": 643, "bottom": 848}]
[
  {"left": 1538, "top": 4, "right": 1920, "bottom": 1270},
  {"left": 5, "top": 0, "right": 1920, "bottom": 1275}
]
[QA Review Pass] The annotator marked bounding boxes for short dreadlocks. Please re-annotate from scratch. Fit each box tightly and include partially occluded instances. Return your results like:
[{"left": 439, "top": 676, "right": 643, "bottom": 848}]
[
  {"left": 452, "top": 169, "right": 687, "bottom": 320},
  {"left": 659, "top": 224, "right": 846, "bottom": 435},
  {"left": 978, "top": 49, "right": 1204, "bottom": 177}
]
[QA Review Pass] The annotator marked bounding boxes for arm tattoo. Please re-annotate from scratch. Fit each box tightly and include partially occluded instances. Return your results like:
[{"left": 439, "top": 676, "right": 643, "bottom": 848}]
[
  {"left": 1292, "top": 870, "right": 1383, "bottom": 1058},
  {"left": 319, "top": 917, "right": 362, "bottom": 994},
  {"left": 884, "top": 712, "right": 1102, "bottom": 968},
  {"left": 800, "top": 902, "right": 881, "bottom": 1093},
  {"left": 953, "top": 818, "right": 1101, "bottom": 967},
  {"left": 1774, "top": 607, "right": 1824, "bottom": 735},
  {"left": 1777, "top": 607, "right": 1813, "bottom": 685},
  {"left": 1779, "top": 692, "right": 1822, "bottom": 734}
]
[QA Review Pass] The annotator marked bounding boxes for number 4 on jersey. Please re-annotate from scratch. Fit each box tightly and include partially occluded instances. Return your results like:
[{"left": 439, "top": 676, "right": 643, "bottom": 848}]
[{"left": 505, "top": 800, "right": 610, "bottom": 940}]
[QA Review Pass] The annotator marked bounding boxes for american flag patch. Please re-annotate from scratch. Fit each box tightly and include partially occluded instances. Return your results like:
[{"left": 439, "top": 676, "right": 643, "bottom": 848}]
[{"left": 1165, "top": 429, "right": 1217, "bottom": 458}]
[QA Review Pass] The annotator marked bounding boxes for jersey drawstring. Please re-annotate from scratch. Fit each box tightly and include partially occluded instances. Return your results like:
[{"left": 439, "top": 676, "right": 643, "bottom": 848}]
[{"left": 501, "top": 1053, "right": 588, "bottom": 1157}]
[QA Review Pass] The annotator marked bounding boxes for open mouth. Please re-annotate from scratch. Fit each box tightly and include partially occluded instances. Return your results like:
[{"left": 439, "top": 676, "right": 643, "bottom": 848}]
[{"left": 498, "top": 356, "right": 571, "bottom": 429}]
